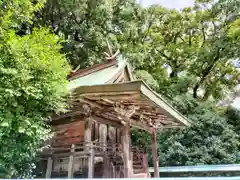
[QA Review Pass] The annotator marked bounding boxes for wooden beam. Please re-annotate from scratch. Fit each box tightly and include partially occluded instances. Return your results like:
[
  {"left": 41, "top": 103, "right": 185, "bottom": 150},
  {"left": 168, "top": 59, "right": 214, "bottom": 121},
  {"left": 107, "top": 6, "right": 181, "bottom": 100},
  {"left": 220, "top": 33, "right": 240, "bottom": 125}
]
[
  {"left": 74, "top": 90, "right": 140, "bottom": 97},
  {"left": 121, "top": 125, "right": 132, "bottom": 177},
  {"left": 51, "top": 115, "right": 84, "bottom": 125},
  {"left": 45, "top": 157, "right": 53, "bottom": 178},
  {"left": 131, "top": 119, "right": 153, "bottom": 133},
  {"left": 92, "top": 115, "right": 122, "bottom": 128},
  {"left": 51, "top": 110, "right": 84, "bottom": 121},
  {"left": 78, "top": 98, "right": 103, "bottom": 109},
  {"left": 152, "top": 129, "right": 159, "bottom": 178},
  {"left": 51, "top": 104, "right": 92, "bottom": 121},
  {"left": 68, "top": 144, "right": 75, "bottom": 178},
  {"left": 84, "top": 94, "right": 140, "bottom": 101}
]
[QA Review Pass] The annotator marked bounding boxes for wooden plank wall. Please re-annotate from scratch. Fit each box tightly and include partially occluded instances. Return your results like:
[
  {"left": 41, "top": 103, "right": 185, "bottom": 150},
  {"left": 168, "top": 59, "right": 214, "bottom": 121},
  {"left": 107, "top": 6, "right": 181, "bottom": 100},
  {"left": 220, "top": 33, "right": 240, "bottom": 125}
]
[
  {"left": 53, "top": 120, "right": 85, "bottom": 146},
  {"left": 53, "top": 118, "right": 120, "bottom": 146}
]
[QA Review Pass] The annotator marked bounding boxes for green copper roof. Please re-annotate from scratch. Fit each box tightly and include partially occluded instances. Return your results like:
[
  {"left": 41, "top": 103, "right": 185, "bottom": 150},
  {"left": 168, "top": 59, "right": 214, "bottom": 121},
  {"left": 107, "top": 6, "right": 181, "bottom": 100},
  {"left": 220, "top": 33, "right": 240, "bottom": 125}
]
[{"left": 67, "top": 56, "right": 127, "bottom": 91}]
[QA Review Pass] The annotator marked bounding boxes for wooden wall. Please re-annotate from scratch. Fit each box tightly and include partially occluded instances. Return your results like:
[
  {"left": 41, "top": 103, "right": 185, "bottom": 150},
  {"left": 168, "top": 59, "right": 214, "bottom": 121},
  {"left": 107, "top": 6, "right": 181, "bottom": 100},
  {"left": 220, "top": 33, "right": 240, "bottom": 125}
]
[
  {"left": 53, "top": 120, "right": 85, "bottom": 146},
  {"left": 52, "top": 118, "right": 120, "bottom": 146}
]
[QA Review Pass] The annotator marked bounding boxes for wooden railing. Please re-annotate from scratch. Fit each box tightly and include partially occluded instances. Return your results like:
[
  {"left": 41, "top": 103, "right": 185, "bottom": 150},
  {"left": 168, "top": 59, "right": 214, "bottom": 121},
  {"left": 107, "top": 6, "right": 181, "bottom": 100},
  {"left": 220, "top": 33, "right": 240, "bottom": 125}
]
[{"left": 36, "top": 142, "right": 148, "bottom": 178}]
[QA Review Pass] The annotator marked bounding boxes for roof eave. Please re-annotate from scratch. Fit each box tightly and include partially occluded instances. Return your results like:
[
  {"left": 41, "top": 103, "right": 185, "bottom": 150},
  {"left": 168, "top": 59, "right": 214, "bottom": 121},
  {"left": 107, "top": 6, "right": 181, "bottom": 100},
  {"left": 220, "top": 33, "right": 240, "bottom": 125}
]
[
  {"left": 139, "top": 81, "right": 190, "bottom": 127},
  {"left": 73, "top": 80, "right": 190, "bottom": 127}
]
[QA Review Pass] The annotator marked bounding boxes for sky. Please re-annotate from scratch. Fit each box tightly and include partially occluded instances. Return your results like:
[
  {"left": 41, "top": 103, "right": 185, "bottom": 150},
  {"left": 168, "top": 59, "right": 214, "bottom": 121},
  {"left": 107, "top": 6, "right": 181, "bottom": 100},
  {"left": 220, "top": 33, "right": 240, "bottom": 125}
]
[
  {"left": 140, "top": 0, "right": 194, "bottom": 9},
  {"left": 139, "top": 0, "right": 240, "bottom": 109}
]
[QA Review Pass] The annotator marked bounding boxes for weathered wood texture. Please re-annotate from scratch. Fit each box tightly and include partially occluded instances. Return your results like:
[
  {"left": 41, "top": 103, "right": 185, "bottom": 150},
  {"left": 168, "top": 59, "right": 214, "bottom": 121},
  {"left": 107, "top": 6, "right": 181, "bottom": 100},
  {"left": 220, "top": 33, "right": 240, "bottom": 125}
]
[
  {"left": 68, "top": 144, "right": 75, "bottom": 178},
  {"left": 88, "top": 146, "right": 94, "bottom": 178},
  {"left": 121, "top": 126, "right": 132, "bottom": 178},
  {"left": 99, "top": 124, "right": 107, "bottom": 144},
  {"left": 152, "top": 130, "right": 159, "bottom": 178},
  {"left": 53, "top": 120, "right": 85, "bottom": 146},
  {"left": 143, "top": 153, "right": 149, "bottom": 175},
  {"left": 45, "top": 157, "right": 53, "bottom": 178}
]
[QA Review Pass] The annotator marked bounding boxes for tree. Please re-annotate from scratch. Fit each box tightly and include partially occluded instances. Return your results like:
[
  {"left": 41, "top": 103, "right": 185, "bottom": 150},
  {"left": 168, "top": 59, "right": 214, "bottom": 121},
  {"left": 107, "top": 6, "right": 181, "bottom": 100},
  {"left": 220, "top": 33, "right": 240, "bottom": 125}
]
[
  {"left": 34, "top": 0, "right": 142, "bottom": 68},
  {"left": 13, "top": 0, "right": 240, "bottom": 171},
  {"left": 157, "top": 96, "right": 240, "bottom": 166},
  {"left": 125, "top": 0, "right": 240, "bottom": 101},
  {"left": 0, "top": 0, "right": 70, "bottom": 178},
  {"left": 131, "top": 0, "right": 240, "bottom": 167},
  {"left": 229, "top": 18, "right": 240, "bottom": 40},
  {"left": 132, "top": 95, "right": 240, "bottom": 167},
  {"left": 0, "top": 0, "right": 45, "bottom": 31}
]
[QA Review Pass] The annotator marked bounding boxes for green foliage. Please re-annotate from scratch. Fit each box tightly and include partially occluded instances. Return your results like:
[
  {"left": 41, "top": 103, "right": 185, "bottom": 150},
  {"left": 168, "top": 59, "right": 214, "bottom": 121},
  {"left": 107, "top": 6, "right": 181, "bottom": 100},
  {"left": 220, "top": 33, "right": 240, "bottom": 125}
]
[
  {"left": 35, "top": 0, "right": 240, "bottom": 102},
  {"left": 124, "top": 0, "right": 240, "bottom": 102},
  {"left": 225, "top": 107, "right": 240, "bottom": 132},
  {"left": 132, "top": 95, "right": 240, "bottom": 167},
  {"left": 229, "top": 18, "right": 240, "bottom": 40},
  {"left": 0, "top": 28, "right": 70, "bottom": 178},
  {"left": 135, "top": 70, "right": 158, "bottom": 90},
  {"left": 0, "top": 0, "right": 70, "bottom": 177},
  {"left": 157, "top": 96, "right": 240, "bottom": 166},
  {"left": 0, "top": 0, "right": 45, "bottom": 31},
  {"left": 37, "top": 0, "right": 240, "bottom": 167},
  {"left": 35, "top": 0, "right": 141, "bottom": 68},
  {"left": 3, "top": 0, "right": 239, "bottom": 174}
]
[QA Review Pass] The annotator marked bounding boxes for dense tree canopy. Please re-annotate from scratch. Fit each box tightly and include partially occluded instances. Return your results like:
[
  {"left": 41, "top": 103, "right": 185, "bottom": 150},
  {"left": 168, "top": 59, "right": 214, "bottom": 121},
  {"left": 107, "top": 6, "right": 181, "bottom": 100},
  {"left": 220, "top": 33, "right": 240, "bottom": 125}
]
[
  {"left": 36, "top": 0, "right": 240, "bottom": 102},
  {"left": 1, "top": 0, "right": 240, "bottom": 177},
  {"left": 0, "top": 0, "right": 70, "bottom": 178},
  {"left": 34, "top": 0, "right": 141, "bottom": 68},
  {"left": 157, "top": 96, "right": 240, "bottom": 166}
]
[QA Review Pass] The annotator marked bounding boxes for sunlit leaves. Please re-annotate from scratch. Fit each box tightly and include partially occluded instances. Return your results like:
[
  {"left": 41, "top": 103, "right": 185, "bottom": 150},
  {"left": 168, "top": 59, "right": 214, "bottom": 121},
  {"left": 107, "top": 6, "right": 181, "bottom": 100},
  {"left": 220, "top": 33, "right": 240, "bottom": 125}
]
[{"left": 0, "top": 28, "right": 70, "bottom": 178}]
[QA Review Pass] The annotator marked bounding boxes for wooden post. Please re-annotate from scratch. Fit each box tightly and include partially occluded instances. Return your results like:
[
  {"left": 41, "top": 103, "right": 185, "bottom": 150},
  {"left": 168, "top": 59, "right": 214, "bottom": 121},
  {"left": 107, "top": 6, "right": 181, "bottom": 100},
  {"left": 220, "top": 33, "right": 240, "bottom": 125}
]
[
  {"left": 84, "top": 118, "right": 93, "bottom": 143},
  {"left": 99, "top": 124, "right": 107, "bottom": 151},
  {"left": 121, "top": 126, "right": 132, "bottom": 178},
  {"left": 111, "top": 162, "right": 115, "bottom": 178},
  {"left": 103, "top": 155, "right": 109, "bottom": 178},
  {"left": 45, "top": 157, "right": 53, "bottom": 178},
  {"left": 68, "top": 144, "right": 75, "bottom": 178},
  {"left": 88, "top": 142, "right": 94, "bottom": 178},
  {"left": 84, "top": 118, "right": 94, "bottom": 178},
  {"left": 143, "top": 153, "right": 149, "bottom": 176},
  {"left": 152, "top": 130, "right": 159, "bottom": 178}
]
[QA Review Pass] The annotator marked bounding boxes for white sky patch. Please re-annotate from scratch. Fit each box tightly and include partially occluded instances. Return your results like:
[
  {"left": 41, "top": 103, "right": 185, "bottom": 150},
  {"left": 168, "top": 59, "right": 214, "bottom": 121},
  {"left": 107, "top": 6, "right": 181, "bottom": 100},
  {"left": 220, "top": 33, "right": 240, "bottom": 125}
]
[
  {"left": 232, "top": 98, "right": 240, "bottom": 109},
  {"left": 140, "top": 0, "right": 194, "bottom": 9}
]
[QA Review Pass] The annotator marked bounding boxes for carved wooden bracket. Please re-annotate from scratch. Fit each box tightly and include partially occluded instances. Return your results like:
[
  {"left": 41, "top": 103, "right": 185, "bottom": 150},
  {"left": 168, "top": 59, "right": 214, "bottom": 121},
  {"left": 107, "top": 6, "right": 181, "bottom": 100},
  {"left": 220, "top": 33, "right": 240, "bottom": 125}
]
[
  {"left": 114, "top": 104, "right": 139, "bottom": 125},
  {"left": 82, "top": 104, "right": 92, "bottom": 117}
]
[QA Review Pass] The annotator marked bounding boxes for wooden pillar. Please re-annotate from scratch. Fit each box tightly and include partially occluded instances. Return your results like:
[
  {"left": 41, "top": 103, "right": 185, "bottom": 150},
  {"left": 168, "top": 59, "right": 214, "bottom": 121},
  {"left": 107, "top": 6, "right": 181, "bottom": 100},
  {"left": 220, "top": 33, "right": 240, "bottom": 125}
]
[
  {"left": 103, "top": 155, "right": 109, "bottom": 178},
  {"left": 111, "top": 162, "right": 115, "bottom": 178},
  {"left": 84, "top": 118, "right": 93, "bottom": 143},
  {"left": 99, "top": 124, "right": 107, "bottom": 150},
  {"left": 88, "top": 143, "right": 94, "bottom": 178},
  {"left": 84, "top": 118, "right": 94, "bottom": 178},
  {"left": 68, "top": 144, "right": 75, "bottom": 178},
  {"left": 121, "top": 126, "right": 132, "bottom": 178},
  {"left": 45, "top": 157, "right": 53, "bottom": 178},
  {"left": 143, "top": 153, "right": 149, "bottom": 176},
  {"left": 152, "top": 130, "right": 159, "bottom": 178}
]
